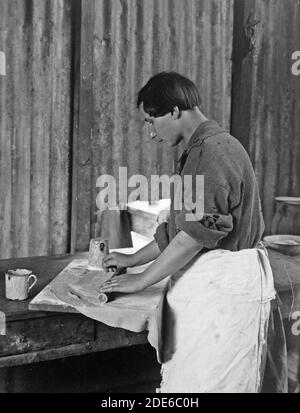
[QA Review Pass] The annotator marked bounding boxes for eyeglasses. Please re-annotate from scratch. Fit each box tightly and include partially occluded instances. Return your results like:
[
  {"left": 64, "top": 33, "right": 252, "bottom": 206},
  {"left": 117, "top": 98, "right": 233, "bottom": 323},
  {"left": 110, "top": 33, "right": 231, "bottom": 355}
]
[{"left": 145, "top": 120, "right": 157, "bottom": 139}]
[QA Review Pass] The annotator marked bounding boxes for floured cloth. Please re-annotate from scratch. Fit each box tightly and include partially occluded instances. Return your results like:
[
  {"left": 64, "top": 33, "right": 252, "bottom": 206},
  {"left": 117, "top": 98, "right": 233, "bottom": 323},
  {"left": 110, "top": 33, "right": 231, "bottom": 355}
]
[
  {"left": 49, "top": 258, "right": 168, "bottom": 358},
  {"left": 159, "top": 247, "right": 276, "bottom": 393}
]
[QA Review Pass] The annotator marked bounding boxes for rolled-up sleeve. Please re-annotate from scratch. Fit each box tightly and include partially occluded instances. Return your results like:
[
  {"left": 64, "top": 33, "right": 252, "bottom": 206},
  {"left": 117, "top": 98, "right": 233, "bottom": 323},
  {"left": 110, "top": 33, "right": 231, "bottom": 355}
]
[
  {"left": 176, "top": 210, "right": 233, "bottom": 249},
  {"left": 154, "top": 222, "right": 170, "bottom": 252},
  {"left": 175, "top": 145, "right": 235, "bottom": 249}
]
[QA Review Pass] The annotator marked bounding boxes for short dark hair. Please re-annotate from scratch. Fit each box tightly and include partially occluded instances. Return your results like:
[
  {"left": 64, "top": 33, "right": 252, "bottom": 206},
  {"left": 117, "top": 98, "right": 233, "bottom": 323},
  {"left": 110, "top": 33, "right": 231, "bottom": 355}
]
[{"left": 137, "top": 72, "right": 201, "bottom": 117}]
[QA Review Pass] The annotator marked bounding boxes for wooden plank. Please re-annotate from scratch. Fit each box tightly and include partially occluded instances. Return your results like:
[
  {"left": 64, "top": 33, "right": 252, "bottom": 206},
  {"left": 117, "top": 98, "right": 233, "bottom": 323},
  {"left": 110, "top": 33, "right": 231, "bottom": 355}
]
[
  {"left": 28, "top": 299, "right": 77, "bottom": 314},
  {"left": 75, "top": 0, "right": 95, "bottom": 251},
  {"left": 0, "top": 324, "right": 147, "bottom": 368},
  {"left": 28, "top": 276, "right": 79, "bottom": 314},
  {"left": 231, "top": 0, "right": 252, "bottom": 152},
  {"left": 27, "top": 256, "right": 98, "bottom": 313},
  {"left": 49, "top": 0, "right": 73, "bottom": 255},
  {"left": 70, "top": 0, "right": 82, "bottom": 255},
  {"left": 0, "top": 314, "right": 94, "bottom": 357}
]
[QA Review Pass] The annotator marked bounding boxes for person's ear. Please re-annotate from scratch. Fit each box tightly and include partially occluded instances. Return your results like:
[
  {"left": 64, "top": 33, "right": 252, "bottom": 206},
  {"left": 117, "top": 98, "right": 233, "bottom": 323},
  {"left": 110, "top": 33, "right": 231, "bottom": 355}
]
[{"left": 171, "top": 106, "right": 180, "bottom": 120}]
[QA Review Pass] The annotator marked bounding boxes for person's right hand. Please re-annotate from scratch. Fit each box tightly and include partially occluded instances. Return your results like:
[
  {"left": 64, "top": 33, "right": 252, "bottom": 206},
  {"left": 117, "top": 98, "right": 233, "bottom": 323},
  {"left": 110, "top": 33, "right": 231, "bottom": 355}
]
[{"left": 103, "top": 252, "right": 134, "bottom": 270}]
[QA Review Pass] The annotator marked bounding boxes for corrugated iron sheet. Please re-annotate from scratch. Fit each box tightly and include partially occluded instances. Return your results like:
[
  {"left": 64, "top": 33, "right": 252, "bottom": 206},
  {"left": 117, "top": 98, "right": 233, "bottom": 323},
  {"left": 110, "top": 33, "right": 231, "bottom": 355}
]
[
  {"left": 1, "top": 0, "right": 299, "bottom": 257},
  {"left": 0, "top": 0, "right": 72, "bottom": 258},
  {"left": 0, "top": 0, "right": 234, "bottom": 256},
  {"left": 231, "top": 0, "right": 300, "bottom": 234},
  {"left": 92, "top": 0, "right": 234, "bottom": 176},
  {"left": 75, "top": 0, "right": 234, "bottom": 250}
]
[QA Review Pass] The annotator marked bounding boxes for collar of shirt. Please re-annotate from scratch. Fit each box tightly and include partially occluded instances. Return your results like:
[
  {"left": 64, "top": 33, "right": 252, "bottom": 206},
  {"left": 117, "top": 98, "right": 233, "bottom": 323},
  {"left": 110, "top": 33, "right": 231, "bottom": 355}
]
[{"left": 177, "top": 119, "right": 226, "bottom": 173}]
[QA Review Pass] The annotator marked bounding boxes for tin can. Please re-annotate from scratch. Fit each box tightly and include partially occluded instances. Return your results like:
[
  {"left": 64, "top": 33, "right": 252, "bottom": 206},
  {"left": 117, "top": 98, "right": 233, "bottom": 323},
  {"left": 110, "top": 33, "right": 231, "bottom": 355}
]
[{"left": 88, "top": 238, "right": 109, "bottom": 270}]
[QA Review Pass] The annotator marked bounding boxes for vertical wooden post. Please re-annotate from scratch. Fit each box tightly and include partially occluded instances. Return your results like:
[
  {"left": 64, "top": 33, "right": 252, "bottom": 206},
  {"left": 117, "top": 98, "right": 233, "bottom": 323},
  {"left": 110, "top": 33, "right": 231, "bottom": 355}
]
[
  {"left": 70, "top": 0, "right": 81, "bottom": 254},
  {"left": 230, "top": 0, "right": 256, "bottom": 152},
  {"left": 70, "top": 0, "right": 95, "bottom": 253}
]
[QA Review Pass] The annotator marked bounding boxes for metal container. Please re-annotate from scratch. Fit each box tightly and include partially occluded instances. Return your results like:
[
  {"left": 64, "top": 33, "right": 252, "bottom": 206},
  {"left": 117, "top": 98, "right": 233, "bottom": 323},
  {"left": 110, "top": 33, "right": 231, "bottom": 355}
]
[
  {"left": 5, "top": 269, "right": 37, "bottom": 301},
  {"left": 263, "top": 235, "right": 300, "bottom": 257},
  {"left": 271, "top": 197, "right": 300, "bottom": 235}
]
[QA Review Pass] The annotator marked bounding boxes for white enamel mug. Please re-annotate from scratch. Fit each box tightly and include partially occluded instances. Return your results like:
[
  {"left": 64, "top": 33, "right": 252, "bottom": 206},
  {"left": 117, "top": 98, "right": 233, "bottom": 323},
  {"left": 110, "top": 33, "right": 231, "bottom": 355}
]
[{"left": 5, "top": 269, "right": 37, "bottom": 301}]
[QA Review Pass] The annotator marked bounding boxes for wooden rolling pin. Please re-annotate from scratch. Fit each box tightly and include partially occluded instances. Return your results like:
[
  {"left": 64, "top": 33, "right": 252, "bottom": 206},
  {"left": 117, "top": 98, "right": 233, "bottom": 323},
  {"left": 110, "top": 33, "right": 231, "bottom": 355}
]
[{"left": 98, "top": 266, "right": 127, "bottom": 304}]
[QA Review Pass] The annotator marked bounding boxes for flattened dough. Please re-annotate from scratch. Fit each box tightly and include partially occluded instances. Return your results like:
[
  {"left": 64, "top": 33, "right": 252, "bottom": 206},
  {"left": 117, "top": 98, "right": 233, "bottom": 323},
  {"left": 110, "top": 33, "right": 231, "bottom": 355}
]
[{"left": 50, "top": 266, "right": 112, "bottom": 306}]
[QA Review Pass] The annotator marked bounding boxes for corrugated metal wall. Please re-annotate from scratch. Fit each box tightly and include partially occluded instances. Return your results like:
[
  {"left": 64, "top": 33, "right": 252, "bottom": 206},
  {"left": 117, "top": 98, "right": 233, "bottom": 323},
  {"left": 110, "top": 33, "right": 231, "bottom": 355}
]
[
  {"left": 75, "top": 0, "right": 234, "bottom": 251},
  {"left": 231, "top": 0, "right": 300, "bottom": 234},
  {"left": 0, "top": 0, "right": 73, "bottom": 258},
  {"left": 2, "top": 0, "right": 299, "bottom": 257}
]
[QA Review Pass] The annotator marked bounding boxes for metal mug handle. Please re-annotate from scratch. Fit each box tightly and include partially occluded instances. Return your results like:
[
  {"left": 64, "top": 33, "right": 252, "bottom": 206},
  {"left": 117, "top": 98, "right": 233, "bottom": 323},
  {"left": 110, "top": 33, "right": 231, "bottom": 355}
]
[{"left": 28, "top": 274, "right": 37, "bottom": 291}]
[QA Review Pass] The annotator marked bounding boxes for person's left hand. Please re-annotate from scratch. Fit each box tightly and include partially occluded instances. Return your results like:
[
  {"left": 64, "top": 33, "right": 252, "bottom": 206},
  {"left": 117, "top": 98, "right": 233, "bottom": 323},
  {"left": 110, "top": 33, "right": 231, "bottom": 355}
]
[{"left": 98, "top": 273, "right": 145, "bottom": 294}]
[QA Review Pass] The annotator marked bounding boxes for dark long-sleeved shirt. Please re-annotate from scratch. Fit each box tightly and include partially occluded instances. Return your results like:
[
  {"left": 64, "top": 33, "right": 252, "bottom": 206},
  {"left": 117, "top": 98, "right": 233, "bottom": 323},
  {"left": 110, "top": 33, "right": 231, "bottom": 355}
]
[{"left": 154, "top": 120, "right": 264, "bottom": 253}]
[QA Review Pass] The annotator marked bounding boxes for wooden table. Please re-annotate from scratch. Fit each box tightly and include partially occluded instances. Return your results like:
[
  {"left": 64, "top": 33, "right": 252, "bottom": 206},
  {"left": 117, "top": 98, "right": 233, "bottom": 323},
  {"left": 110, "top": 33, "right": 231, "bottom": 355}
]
[
  {"left": 1, "top": 248, "right": 300, "bottom": 392},
  {"left": 0, "top": 253, "right": 148, "bottom": 369}
]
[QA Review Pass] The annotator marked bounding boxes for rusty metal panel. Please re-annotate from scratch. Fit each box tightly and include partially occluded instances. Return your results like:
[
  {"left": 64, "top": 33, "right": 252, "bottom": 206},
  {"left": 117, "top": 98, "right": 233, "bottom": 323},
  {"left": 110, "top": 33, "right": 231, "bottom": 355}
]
[
  {"left": 231, "top": 0, "right": 300, "bottom": 234},
  {"left": 76, "top": 0, "right": 234, "bottom": 250},
  {"left": 0, "top": 0, "right": 72, "bottom": 258}
]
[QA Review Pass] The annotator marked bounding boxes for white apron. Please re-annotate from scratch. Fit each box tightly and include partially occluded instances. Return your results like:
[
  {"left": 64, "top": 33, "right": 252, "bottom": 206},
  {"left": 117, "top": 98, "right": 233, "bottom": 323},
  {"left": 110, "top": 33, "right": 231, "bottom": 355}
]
[{"left": 159, "top": 247, "right": 275, "bottom": 393}]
